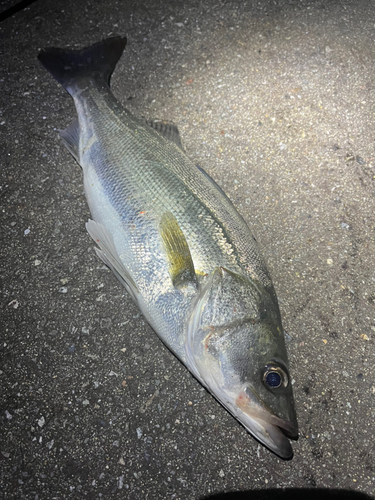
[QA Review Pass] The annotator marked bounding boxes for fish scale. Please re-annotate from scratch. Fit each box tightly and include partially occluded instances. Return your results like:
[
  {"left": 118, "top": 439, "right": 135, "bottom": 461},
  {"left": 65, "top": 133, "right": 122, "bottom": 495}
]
[
  {"left": 79, "top": 85, "right": 268, "bottom": 286},
  {"left": 38, "top": 36, "right": 298, "bottom": 458}
]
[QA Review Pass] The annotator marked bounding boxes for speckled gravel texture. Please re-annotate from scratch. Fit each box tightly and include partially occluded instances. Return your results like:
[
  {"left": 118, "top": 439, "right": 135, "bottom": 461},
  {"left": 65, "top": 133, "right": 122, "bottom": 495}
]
[{"left": 1, "top": 0, "right": 374, "bottom": 498}]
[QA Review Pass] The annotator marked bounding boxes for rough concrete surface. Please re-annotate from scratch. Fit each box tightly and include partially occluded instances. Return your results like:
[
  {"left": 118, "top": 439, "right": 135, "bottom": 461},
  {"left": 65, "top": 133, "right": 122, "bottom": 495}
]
[{"left": 1, "top": 0, "right": 374, "bottom": 498}]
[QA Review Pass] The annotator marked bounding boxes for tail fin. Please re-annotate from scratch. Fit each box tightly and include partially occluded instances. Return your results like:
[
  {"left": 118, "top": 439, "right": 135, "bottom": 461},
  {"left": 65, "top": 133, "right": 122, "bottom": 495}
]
[{"left": 38, "top": 36, "right": 127, "bottom": 96}]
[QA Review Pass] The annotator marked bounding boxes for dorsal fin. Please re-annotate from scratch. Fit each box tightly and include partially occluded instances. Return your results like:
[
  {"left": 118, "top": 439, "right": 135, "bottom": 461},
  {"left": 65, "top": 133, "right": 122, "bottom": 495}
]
[{"left": 146, "top": 119, "right": 184, "bottom": 150}]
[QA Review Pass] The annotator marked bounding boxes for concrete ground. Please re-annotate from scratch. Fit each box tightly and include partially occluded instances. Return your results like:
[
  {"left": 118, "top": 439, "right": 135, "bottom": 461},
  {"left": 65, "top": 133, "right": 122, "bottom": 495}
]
[{"left": 1, "top": 0, "right": 374, "bottom": 498}]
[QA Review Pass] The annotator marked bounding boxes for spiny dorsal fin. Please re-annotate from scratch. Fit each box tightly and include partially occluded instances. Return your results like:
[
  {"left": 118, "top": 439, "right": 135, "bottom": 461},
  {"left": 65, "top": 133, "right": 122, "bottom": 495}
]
[
  {"left": 195, "top": 164, "right": 230, "bottom": 200},
  {"left": 146, "top": 119, "right": 184, "bottom": 150},
  {"left": 159, "top": 212, "right": 197, "bottom": 289}
]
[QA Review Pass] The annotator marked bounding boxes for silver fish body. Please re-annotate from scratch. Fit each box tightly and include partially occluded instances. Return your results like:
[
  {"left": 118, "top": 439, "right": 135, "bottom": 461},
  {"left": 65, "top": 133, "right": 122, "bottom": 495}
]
[{"left": 38, "top": 37, "right": 298, "bottom": 458}]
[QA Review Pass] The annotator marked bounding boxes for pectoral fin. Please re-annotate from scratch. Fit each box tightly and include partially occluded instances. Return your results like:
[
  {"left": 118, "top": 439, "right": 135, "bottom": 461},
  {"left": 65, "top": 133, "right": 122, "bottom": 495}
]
[
  {"left": 159, "top": 212, "right": 197, "bottom": 289},
  {"left": 86, "top": 219, "right": 138, "bottom": 300}
]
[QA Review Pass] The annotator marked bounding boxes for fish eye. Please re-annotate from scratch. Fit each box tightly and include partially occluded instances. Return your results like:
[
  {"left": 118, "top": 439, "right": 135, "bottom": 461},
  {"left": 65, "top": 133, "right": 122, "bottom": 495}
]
[
  {"left": 265, "top": 371, "right": 282, "bottom": 387},
  {"left": 262, "top": 360, "right": 289, "bottom": 390}
]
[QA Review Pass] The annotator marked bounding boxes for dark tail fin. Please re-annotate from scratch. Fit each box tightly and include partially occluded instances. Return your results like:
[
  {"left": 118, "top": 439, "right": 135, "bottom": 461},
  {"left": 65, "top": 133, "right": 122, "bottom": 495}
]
[{"left": 38, "top": 36, "right": 127, "bottom": 96}]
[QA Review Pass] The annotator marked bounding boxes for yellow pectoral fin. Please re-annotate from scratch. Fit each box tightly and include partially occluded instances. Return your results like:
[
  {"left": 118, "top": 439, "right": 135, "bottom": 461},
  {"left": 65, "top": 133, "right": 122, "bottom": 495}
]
[{"left": 159, "top": 211, "right": 197, "bottom": 289}]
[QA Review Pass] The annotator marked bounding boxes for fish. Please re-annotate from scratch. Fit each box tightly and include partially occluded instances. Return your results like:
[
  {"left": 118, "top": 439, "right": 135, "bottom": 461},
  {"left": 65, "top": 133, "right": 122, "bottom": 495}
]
[{"left": 38, "top": 36, "right": 298, "bottom": 458}]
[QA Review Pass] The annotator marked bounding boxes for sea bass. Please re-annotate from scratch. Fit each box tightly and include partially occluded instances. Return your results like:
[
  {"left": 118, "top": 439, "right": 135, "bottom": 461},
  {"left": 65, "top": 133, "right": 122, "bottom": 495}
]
[{"left": 38, "top": 37, "right": 298, "bottom": 458}]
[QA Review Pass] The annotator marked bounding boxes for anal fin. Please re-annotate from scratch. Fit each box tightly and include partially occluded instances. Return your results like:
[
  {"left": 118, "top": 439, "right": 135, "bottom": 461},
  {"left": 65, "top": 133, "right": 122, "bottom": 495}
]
[
  {"left": 159, "top": 212, "right": 197, "bottom": 289},
  {"left": 60, "top": 120, "right": 80, "bottom": 162}
]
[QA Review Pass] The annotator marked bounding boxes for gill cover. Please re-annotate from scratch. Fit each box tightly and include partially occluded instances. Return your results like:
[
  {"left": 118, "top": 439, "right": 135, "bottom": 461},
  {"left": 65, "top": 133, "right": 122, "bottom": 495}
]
[
  {"left": 186, "top": 267, "right": 298, "bottom": 458},
  {"left": 186, "top": 267, "right": 277, "bottom": 386}
]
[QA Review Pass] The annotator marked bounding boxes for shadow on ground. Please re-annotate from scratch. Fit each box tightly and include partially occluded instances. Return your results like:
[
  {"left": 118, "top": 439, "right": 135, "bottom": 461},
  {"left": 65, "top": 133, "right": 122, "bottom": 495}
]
[{"left": 202, "top": 488, "right": 374, "bottom": 500}]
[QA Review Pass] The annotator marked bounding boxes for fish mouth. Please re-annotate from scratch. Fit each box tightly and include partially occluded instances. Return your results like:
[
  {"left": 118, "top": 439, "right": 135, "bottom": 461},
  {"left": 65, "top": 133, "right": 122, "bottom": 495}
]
[{"left": 236, "top": 388, "right": 298, "bottom": 459}]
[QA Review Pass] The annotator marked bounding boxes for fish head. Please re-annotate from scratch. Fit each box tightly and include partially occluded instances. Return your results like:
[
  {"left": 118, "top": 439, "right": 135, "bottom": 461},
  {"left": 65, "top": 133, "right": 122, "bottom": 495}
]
[{"left": 186, "top": 267, "right": 298, "bottom": 458}]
